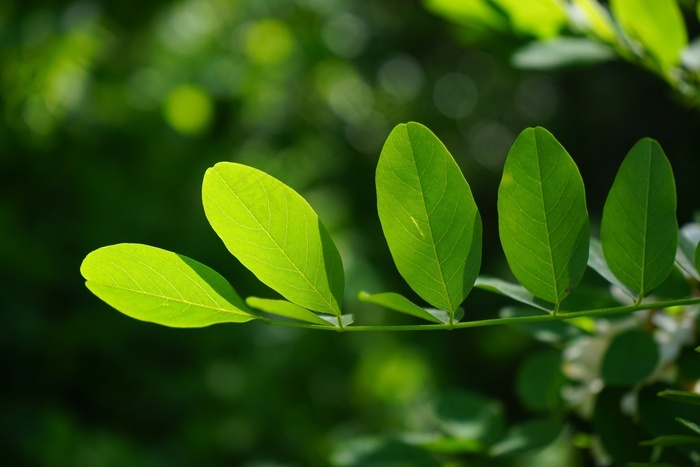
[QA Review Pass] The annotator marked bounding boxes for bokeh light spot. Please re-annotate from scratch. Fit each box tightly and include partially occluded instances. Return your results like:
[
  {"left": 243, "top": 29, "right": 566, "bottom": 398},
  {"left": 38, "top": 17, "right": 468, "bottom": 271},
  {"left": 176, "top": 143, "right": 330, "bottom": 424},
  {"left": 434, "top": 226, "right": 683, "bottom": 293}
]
[
  {"left": 322, "top": 13, "right": 369, "bottom": 58},
  {"left": 433, "top": 72, "right": 478, "bottom": 119},
  {"left": 245, "top": 19, "right": 294, "bottom": 66},
  {"left": 378, "top": 55, "right": 425, "bottom": 102},
  {"left": 163, "top": 84, "right": 213, "bottom": 135}
]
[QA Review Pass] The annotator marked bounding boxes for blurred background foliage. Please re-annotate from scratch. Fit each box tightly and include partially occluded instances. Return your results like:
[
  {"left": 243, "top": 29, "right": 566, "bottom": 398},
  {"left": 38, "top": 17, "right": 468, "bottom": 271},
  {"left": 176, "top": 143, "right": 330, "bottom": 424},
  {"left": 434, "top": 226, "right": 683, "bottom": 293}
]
[{"left": 3, "top": 0, "right": 700, "bottom": 465}]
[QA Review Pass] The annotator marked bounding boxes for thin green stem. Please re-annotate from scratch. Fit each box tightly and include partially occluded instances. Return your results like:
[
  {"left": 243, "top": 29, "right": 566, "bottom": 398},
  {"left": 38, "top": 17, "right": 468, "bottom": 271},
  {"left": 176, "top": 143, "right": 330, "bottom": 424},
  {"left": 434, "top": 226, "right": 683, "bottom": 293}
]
[{"left": 254, "top": 297, "right": 700, "bottom": 332}]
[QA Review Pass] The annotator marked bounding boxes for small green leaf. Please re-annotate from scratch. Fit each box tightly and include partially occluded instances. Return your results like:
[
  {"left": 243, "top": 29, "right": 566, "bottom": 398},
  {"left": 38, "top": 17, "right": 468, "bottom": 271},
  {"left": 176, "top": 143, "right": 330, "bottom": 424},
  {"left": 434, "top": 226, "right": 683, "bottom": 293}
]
[
  {"left": 498, "top": 127, "right": 589, "bottom": 308},
  {"left": 677, "top": 418, "right": 700, "bottom": 436},
  {"left": 512, "top": 37, "right": 614, "bottom": 70},
  {"left": 516, "top": 350, "right": 565, "bottom": 413},
  {"left": 80, "top": 243, "right": 255, "bottom": 327},
  {"left": 600, "top": 139, "right": 678, "bottom": 300},
  {"left": 640, "top": 435, "right": 700, "bottom": 447},
  {"left": 601, "top": 329, "right": 658, "bottom": 386},
  {"left": 587, "top": 238, "right": 636, "bottom": 298},
  {"left": 676, "top": 223, "right": 700, "bottom": 281},
  {"left": 202, "top": 162, "right": 344, "bottom": 316},
  {"left": 376, "top": 122, "right": 482, "bottom": 315},
  {"left": 245, "top": 297, "right": 332, "bottom": 326},
  {"left": 611, "top": 0, "right": 687, "bottom": 70},
  {"left": 658, "top": 390, "right": 700, "bottom": 406},
  {"left": 358, "top": 291, "right": 462, "bottom": 324},
  {"left": 488, "top": 419, "right": 563, "bottom": 457},
  {"left": 474, "top": 276, "right": 550, "bottom": 311}
]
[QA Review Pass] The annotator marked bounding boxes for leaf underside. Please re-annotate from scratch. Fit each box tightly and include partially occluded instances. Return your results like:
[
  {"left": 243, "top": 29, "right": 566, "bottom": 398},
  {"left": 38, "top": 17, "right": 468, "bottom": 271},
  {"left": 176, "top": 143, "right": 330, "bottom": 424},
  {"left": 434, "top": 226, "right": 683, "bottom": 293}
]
[
  {"left": 245, "top": 297, "right": 332, "bottom": 326},
  {"left": 498, "top": 127, "right": 589, "bottom": 307},
  {"left": 601, "top": 138, "right": 678, "bottom": 299},
  {"left": 202, "top": 162, "right": 344, "bottom": 316},
  {"left": 358, "top": 291, "right": 463, "bottom": 324},
  {"left": 81, "top": 243, "right": 255, "bottom": 327},
  {"left": 376, "top": 122, "right": 482, "bottom": 314}
]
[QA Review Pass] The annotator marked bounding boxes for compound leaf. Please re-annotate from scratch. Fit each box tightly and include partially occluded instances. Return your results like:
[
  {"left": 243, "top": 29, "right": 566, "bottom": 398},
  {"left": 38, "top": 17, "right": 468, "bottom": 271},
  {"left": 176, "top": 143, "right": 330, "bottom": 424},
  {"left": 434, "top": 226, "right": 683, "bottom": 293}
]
[
  {"left": 81, "top": 243, "right": 255, "bottom": 327},
  {"left": 376, "top": 122, "right": 482, "bottom": 314},
  {"left": 498, "top": 127, "right": 589, "bottom": 308},
  {"left": 601, "top": 139, "right": 678, "bottom": 300},
  {"left": 202, "top": 162, "right": 344, "bottom": 316}
]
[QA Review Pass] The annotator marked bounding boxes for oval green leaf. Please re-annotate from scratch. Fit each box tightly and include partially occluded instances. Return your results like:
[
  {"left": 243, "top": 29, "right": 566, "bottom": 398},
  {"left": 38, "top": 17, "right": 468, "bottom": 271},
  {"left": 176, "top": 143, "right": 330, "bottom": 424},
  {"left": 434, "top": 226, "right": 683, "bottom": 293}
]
[
  {"left": 202, "top": 162, "right": 344, "bottom": 315},
  {"left": 376, "top": 122, "right": 482, "bottom": 314},
  {"left": 497, "top": 127, "right": 589, "bottom": 308},
  {"left": 600, "top": 138, "right": 678, "bottom": 300},
  {"left": 611, "top": 0, "right": 687, "bottom": 70},
  {"left": 516, "top": 350, "right": 565, "bottom": 413},
  {"left": 601, "top": 329, "right": 658, "bottom": 386},
  {"left": 80, "top": 243, "right": 255, "bottom": 327}
]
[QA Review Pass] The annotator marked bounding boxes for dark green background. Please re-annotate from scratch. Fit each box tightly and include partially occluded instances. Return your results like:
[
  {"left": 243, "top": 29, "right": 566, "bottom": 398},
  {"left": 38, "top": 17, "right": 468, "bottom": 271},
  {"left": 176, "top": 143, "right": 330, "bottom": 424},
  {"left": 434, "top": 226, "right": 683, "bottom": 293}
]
[{"left": 3, "top": 0, "right": 699, "bottom": 465}]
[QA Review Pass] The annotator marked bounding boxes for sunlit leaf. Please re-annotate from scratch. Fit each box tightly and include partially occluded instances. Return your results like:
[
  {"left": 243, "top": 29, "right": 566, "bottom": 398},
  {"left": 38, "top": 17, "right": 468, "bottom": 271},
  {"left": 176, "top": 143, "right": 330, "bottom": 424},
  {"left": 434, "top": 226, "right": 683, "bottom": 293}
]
[
  {"left": 202, "top": 162, "right": 344, "bottom": 315},
  {"left": 492, "top": 0, "right": 568, "bottom": 39},
  {"left": 423, "top": 0, "right": 509, "bottom": 42},
  {"left": 571, "top": 0, "right": 617, "bottom": 43},
  {"left": 498, "top": 127, "right": 589, "bottom": 308},
  {"left": 601, "top": 329, "right": 658, "bottom": 386},
  {"left": 600, "top": 139, "right": 678, "bottom": 300},
  {"left": 376, "top": 122, "right": 482, "bottom": 315},
  {"left": 245, "top": 297, "right": 332, "bottom": 326},
  {"left": 474, "top": 276, "right": 550, "bottom": 311},
  {"left": 611, "top": 0, "right": 687, "bottom": 70},
  {"left": 488, "top": 419, "right": 563, "bottom": 457},
  {"left": 512, "top": 37, "right": 614, "bottom": 70},
  {"left": 358, "top": 291, "right": 463, "bottom": 324},
  {"left": 81, "top": 243, "right": 255, "bottom": 327}
]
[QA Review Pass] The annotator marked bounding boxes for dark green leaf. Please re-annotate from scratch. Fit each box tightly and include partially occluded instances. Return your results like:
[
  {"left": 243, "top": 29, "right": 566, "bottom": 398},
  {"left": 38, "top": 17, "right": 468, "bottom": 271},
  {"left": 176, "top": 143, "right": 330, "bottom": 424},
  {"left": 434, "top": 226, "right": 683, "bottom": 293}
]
[
  {"left": 677, "top": 418, "right": 700, "bottom": 436},
  {"left": 81, "top": 243, "right": 255, "bottom": 327},
  {"left": 202, "top": 162, "right": 344, "bottom": 315},
  {"left": 601, "top": 329, "right": 658, "bottom": 386},
  {"left": 432, "top": 389, "right": 504, "bottom": 446},
  {"left": 512, "top": 37, "right": 614, "bottom": 70},
  {"left": 498, "top": 127, "right": 589, "bottom": 308},
  {"left": 601, "top": 138, "right": 678, "bottom": 300},
  {"left": 593, "top": 387, "right": 652, "bottom": 463},
  {"left": 488, "top": 419, "right": 563, "bottom": 457},
  {"left": 376, "top": 122, "right": 482, "bottom": 315},
  {"left": 640, "top": 435, "right": 700, "bottom": 447},
  {"left": 516, "top": 350, "right": 565, "bottom": 412},
  {"left": 331, "top": 436, "right": 438, "bottom": 466},
  {"left": 588, "top": 237, "right": 636, "bottom": 299},
  {"left": 658, "top": 390, "right": 700, "bottom": 406},
  {"left": 245, "top": 297, "right": 332, "bottom": 326}
]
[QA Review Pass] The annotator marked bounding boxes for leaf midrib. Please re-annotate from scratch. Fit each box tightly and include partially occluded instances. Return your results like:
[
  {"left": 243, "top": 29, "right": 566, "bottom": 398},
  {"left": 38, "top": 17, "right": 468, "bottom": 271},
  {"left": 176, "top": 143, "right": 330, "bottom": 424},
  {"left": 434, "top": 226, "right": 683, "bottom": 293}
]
[
  {"left": 212, "top": 167, "right": 337, "bottom": 313},
  {"left": 405, "top": 129, "right": 453, "bottom": 312},
  {"left": 639, "top": 145, "right": 652, "bottom": 297}
]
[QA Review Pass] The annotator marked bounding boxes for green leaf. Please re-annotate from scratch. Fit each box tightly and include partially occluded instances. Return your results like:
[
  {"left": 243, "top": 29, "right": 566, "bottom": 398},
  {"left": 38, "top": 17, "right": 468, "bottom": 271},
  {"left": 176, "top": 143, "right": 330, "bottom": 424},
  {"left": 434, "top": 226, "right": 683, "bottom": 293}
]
[
  {"left": 245, "top": 297, "right": 332, "bottom": 326},
  {"left": 516, "top": 350, "right": 565, "bottom": 412},
  {"left": 202, "top": 162, "right": 344, "bottom": 316},
  {"left": 611, "top": 0, "right": 687, "bottom": 70},
  {"left": 676, "top": 224, "right": 700, "bottom": 281},
  {"left": 593, "top": 388, "right": 651, "bottom": 463},
  {"left": 571, "top": 0, "right": 617, "bottom": 43},
  {"left": 474, "top": 276, "right": 550, "bottom": 311},
  {"left": 658, "top": 390, "right": 700, "bottom": 406},
  {"left": 588, "top": 238, "right": 636, "bottom": 299},
  {"left": 696, "top": 241, "right": 700, "bottom": 276},
  {"left": 488, "top": 419, "right": 563, "bottom": 457},
  {"left": 600, "top": 138, "right": 678, "bottom": 300},
  {"left": 640, "top": 435, "right": 700, "bottom": 447},
  {"left": 80, "top": 243, "right": 255, "bottom": 327},
  {"left": 432, "top": 389, "right": 504, "bottom": 446},
  {"left": 601, "top": 329, "right": 658, "bottom": 386},
  {"left": 512, "top": 37, "right": 614, "bottom": 70},
  {"left": 423, "top": 0, "right": 509, "bottom": 41},
  {"left": 497, "top": 127, "right": 589, "bottom": 308},
  {"left": 358, "top": 291, "right": 463, "bottom": 324},
  {"left": 492, "top": 0, "right": 568, "bottom": 39},
  {"left": 677, "top": 418, "right": 700, "bottom": 436},
  {"left": 376, "top": 122, "right": 482, "bottom": 314}
]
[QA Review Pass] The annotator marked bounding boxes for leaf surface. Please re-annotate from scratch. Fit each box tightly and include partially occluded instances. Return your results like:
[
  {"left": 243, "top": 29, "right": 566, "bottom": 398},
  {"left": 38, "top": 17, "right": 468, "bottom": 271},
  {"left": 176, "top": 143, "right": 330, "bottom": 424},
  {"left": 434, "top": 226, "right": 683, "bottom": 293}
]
[
  {"left": 245, "top": 297, "right": 332, "bottom": 326},
  {"left": 571, "top": 0, "right": 617, "bottom": 43},
  {"left": 498, "top": 127, "right": 589, "bottom": 307},
  {"left": 358, "top": 291, "right": 462, "bottom": 324},
  {"left": 601, "top": 329, "right": 658, "bottom": 386},
  {"left": 474, "top": 276, "right": 550, "bottom": 311},
  {"left": 587, "top": 238, "right": 636, "bottom": 299},
  {"left": 202, "top": 162, "right": 344, "bottom": 315},
  {"left": 81, "top": 243, "right": 255, "bottom": 327},
  {"left": 376, "top": 122, "right": 482, "bottom": 314},
  {"left": 601, "top": 139, "right": 678, "bottom": 299},
  {"left": 611, "top": 0, "right": 687, "bottom": 70}
]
